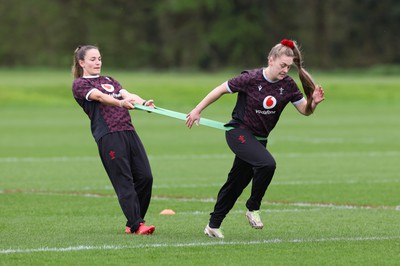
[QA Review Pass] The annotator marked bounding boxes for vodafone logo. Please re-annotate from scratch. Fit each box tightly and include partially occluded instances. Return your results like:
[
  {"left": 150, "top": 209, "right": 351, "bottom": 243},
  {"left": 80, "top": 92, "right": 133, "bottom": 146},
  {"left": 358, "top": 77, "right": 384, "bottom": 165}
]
[
  {"left": 263, "top": 96, "right": 277, "bottom": 109},
  {"left": 101, "top": 84, "right": 115, "bottom": 92}
]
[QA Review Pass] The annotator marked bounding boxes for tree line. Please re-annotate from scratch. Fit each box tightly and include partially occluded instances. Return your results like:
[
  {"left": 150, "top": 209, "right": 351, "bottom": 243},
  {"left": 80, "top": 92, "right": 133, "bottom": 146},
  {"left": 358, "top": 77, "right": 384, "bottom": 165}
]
[{"left": 1, "top": 0, "right": 399, "bottom": 70}]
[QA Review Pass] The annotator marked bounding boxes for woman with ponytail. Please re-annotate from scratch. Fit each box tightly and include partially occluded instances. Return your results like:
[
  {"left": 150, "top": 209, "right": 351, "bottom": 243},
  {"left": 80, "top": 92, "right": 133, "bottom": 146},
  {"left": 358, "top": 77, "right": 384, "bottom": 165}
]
[
  {"left": 186, "top": 39, "right": 324, "bottom": 238},
  {"left": 72, "top": 45, "right": 156, "bottom": 235}
]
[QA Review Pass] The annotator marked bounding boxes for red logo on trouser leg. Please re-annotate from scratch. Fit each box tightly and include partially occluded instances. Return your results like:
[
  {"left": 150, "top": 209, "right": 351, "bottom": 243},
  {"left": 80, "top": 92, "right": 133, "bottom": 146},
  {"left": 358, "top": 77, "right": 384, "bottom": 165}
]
[
  {"left": 238, "top": 135, "right": 246, "bottom": 143},
  {"left": 109, "top": 150, "right": 116, "bottom": 160}
]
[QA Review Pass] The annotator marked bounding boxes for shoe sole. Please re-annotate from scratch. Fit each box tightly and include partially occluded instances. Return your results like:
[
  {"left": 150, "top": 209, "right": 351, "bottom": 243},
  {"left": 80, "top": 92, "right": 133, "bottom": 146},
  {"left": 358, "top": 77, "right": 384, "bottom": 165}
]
[{"left": 249, "top": 224, "right": 263, "bottom": 229}]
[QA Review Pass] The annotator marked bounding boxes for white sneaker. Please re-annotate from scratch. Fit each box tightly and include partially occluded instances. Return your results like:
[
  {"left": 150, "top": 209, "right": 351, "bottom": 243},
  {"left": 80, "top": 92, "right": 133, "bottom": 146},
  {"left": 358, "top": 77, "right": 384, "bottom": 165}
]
[
  {"left": 204, "top": 224, "right": 224, "bottom": 238},
  {"left": 245, "top": 210, "right": 264, "bottom": 229}
]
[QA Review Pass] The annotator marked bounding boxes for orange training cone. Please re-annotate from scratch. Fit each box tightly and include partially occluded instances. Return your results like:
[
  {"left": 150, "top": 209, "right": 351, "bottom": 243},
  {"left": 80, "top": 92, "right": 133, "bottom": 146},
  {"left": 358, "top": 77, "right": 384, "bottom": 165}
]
[{"left": 160, "top": 209, "right": 176, "bottom": 215}]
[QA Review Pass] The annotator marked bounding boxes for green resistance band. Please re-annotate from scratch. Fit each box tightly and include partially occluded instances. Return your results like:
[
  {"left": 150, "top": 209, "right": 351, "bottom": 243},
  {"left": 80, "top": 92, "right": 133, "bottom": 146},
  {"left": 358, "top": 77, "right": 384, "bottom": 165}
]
[
  {"left": 133, "top": 104, "right": 268, "bottom": 141},
  {"left": 133, "top": 104, "right": 234, "bottom": 131}
]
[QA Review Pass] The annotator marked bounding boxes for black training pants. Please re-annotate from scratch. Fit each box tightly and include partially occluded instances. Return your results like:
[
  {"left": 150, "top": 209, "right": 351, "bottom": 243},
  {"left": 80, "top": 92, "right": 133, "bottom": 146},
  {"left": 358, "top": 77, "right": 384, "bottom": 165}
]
[
  {"left": 209, "top": 128, "right": 276, "bottom": 228},
  {"left": 97, "top": 131, "right": 153, "bottom": 232}
]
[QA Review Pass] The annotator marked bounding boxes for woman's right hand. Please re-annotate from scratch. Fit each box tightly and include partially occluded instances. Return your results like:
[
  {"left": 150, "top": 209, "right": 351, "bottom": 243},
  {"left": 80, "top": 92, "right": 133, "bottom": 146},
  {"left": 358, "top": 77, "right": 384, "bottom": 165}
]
[
  {"left": 185, "top": 83, "right": 228, "bottom": 129},
  {"left": 186, "top": 108, "right": 201, "bottom": 128}
]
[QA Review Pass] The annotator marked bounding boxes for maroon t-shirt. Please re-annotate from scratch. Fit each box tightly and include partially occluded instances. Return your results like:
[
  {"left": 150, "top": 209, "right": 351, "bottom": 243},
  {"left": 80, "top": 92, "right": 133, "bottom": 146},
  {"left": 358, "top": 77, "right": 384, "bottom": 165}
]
[
  {"left": 72, "top": 76, "right": 134, "bottom": 142},
  {"left": 226, "top": 68, "right": 304, "bottom": 137}
]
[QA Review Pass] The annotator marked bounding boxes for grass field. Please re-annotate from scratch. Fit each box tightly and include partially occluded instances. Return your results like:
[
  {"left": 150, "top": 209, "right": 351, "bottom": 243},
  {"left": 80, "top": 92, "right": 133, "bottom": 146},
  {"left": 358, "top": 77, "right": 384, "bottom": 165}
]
[{"left": 0, "top": 69, "right": 399, "bottom": 265}]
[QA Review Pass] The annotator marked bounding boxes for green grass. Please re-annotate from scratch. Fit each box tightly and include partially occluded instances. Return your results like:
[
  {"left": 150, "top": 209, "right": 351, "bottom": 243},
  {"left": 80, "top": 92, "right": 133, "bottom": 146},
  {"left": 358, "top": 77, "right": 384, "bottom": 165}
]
[{"left": 0, "top": 69, "right": 399, "bottom": 265}]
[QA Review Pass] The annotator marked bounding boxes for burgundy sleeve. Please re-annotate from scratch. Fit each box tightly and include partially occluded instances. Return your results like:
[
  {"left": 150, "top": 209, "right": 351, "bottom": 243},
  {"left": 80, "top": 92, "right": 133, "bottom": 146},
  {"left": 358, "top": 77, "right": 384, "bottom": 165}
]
[
  {"left": 227, "top": 71, "right": 251, "bottom": 93},
  {"left": 72, "top": 79, "right": 93, "bottom": 100}
]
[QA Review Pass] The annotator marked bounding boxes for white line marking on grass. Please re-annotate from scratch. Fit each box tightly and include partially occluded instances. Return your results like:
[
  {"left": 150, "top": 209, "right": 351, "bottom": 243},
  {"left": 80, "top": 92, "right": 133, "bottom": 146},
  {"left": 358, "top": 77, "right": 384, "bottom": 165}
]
[
  {"left": 152, "top": 195, "right": 216, "bottom": 202},
  {"left": 269, "top": 201, "right": 398, "bottom": 211},
  {"left": 2, "top": 236, "right": 399, "bottom": 254},
  {"left": 0, "top": 156, "right": 98, "bottom": 163},
  {"left": 1, "top": 151, "right": 399, "bottom": 163},
  {"left": 152, "top": 178, "right": 400, "bottom": 189},
  {"left": 1, "top": 190, "right": 398, "bottom": 211},
  {"left": 154, "top": 183, "right": 222, "bottom": 189},
  {"left": 177, "top": 208, "right": 321, "bottom": 215},
  {"left": 0, "top": 189, "right": 116, "bottom": 198},
  {"left": 275, "top": 179, "right": 400, "bottom": 185},
  {"left": 150, "top": 151, "right": 400, "bottom": 159},
  {"left": 274, "top": 136, "right": 380, "bottom": 144},
  {"left": 154, "top": 197, "right": 399, "bottom": 211}
]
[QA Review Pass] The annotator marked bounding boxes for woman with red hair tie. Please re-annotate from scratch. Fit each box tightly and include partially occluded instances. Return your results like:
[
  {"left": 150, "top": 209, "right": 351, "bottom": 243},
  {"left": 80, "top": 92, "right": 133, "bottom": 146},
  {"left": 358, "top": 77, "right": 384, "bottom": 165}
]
[{"left": 186, "top": 39, "right": 325, "bottom": 238}]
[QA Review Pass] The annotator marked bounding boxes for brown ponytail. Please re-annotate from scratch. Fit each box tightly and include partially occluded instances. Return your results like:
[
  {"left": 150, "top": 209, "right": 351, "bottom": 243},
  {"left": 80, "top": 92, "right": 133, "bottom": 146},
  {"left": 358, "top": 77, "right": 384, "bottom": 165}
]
[
  {"left": 291, "top": 42, "right": 316, "bottom": 114},
  {"left": 71, "top": 45, "right": 99, "bottom": 79}
]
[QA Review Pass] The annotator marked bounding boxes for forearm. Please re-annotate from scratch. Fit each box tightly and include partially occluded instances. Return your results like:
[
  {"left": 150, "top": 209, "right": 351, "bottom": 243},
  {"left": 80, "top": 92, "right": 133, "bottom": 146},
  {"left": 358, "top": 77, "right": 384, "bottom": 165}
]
[
  {"left": 120, "top": 90, "right": 146, "bottom": 105},
  {"left": 89, "top": 90, "right": 123, "bottom": 107},
  {"left": 309, "top": 100, "right": 319, "bottom": 114},
  {"left": 295, "top": 99, "right": 318, "bottom": 116},
  {"left": 88, "top": 89, "right": 135, "bottom": 108},
  {"left": 193, "top": 83, "right": 228, "bottom": 113},
  {"left": 304, "top": 100, "right": 318, "bottom": 116},
  {"left": 297, "top": 86, "right": 325, "bottom": 116}
]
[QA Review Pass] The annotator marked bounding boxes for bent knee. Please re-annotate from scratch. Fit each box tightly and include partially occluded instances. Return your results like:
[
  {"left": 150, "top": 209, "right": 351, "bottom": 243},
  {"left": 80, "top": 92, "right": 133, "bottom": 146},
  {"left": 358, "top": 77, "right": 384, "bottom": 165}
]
[
  {"left": 255, "top": 160, "right": 276, "bottom": 171},
  {"left": 137, "top": 174, "right": 153, "bottom": 185}
]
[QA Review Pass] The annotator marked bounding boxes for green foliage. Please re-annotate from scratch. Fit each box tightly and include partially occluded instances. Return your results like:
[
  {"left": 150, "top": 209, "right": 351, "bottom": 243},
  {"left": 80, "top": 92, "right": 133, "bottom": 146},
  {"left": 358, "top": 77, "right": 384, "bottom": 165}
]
[
  {"left": 1, "top": 0, "right": 400, "bottom": 69},
  {"left": 1, "top": 68, "right": 400, "bottom": 107},
  {"left": 0, "top": 70, "right": 399, "bottom": 265}
]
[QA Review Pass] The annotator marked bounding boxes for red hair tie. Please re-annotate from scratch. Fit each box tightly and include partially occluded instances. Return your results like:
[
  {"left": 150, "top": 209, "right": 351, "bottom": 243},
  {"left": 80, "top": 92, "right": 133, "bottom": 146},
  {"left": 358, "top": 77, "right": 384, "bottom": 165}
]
[{"left": 281, "top": 39, "right": 294, "bottom": 49}]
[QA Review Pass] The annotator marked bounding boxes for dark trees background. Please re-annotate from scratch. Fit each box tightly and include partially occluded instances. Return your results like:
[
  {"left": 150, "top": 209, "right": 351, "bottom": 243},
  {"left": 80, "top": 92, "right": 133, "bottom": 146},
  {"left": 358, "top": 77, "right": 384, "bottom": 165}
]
[{"left": 1, "top": 0, "right": 399, "bottom": 70}]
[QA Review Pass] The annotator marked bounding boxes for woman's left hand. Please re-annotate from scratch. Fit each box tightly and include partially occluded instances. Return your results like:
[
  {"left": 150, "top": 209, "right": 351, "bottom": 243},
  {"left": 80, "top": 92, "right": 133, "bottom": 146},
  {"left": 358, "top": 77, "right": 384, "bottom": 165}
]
[
  {"left": 186, "top": 108, "right": 201, "bottom": 128},
  {"left": 313, "top": 85, "right": 325, "bottom": 104}
]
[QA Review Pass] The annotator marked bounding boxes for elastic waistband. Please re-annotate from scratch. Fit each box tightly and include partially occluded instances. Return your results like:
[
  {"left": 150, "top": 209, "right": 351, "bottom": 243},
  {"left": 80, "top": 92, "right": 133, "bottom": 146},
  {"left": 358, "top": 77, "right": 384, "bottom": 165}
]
[{"left": 226, "top": 126, "right": 268, "bottom": 141}]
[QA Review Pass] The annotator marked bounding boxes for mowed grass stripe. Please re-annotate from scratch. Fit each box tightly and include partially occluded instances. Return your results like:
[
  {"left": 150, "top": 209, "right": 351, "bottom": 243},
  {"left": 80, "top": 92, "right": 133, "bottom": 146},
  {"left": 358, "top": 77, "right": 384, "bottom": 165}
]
[
  {"left": 1, "top": 150, "right": 399, "bottom": 163},
  {"left": 0, "top": 174, "right": 398, "bottom": 194},
  {"left": 2, "top": 236, "right": 400, "bottom": 254},
  {"left": 1, "top": 189, "right": 398, "bottom": 210}
]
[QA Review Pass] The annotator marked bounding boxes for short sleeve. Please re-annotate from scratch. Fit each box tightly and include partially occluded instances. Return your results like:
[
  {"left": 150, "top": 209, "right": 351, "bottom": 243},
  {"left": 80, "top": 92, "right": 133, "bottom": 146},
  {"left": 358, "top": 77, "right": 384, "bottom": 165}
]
[
  {"left": 72, "top": 78, "right": 94, "bottom": 100},
  {"left": 226, "top": 71, "right": 252, "bottom": 93}
]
